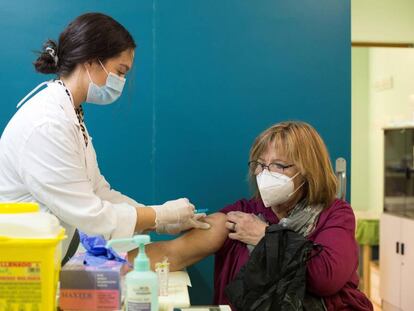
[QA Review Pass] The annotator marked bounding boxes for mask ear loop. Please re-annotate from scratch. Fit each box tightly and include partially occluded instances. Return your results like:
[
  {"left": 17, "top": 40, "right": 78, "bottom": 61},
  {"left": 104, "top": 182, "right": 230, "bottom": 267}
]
[
  {"left": 289, "top": 171, "right": 304, "bottom": 180},
  {"left": 85, "top": 60, "right": 109, "bottom": 84},
  {"left": 98, "top": 59, "right": 109, "bottom": 75},
  {"left": 287, "top": 181, "right": 305, "bottom": 198},
  {"left": 98, "top": 59, "right": 125, "bottom": 82},
  {"left": 84, "top": 64, "right": 93, "bottom": 83},
  {"left": 287, "top": 172, "right": 306, "bottom": 198}
]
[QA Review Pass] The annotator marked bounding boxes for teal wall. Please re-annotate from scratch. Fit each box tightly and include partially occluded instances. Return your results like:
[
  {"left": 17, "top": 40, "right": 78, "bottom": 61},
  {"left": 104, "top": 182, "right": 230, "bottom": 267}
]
[{"left": 0, "top": 0, "right": 350, "bottom": 304}]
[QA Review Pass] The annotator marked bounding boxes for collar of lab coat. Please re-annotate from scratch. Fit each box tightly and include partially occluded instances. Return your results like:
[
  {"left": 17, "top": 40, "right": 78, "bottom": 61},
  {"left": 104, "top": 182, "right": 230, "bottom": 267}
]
[{"left": 48, "top": 81, "right": 81, "bottom": 128}]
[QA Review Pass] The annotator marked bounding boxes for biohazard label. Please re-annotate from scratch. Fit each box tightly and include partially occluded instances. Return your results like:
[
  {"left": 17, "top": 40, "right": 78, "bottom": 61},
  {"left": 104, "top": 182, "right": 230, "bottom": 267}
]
[{"left": 0, "top": 261, "right": 41, "bottom": 311}]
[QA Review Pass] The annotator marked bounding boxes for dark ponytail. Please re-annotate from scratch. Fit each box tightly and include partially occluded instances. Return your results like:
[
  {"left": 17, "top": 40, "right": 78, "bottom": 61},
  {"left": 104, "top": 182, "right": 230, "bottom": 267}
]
[
  {"left": 34, "top": 40, "right": 59, "bottom": 74},
  {"left": 33, "top": 13, "right": 136, "bottom": 76}
]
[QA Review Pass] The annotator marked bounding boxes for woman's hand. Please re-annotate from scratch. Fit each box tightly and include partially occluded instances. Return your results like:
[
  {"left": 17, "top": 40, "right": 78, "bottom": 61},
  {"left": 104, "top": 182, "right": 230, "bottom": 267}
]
[{"left": 225, "top": 211, "right": 268, "bottom": 245}]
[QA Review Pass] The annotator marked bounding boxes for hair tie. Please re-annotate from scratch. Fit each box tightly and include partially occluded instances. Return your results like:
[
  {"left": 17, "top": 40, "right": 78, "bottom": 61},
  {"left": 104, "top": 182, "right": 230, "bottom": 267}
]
[{"left": 45, "top": 47, "right": 58, "bottom": 66}]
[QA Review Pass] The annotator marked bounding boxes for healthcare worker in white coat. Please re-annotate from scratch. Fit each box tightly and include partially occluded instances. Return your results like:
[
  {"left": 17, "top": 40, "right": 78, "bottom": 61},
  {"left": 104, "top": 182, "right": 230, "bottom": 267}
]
[{"left": 0, "top": 13, "right": 209, "bottom": 264}]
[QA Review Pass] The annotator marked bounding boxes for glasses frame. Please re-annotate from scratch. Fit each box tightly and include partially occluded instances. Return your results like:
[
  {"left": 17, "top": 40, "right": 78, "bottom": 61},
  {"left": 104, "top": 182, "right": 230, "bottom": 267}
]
[{"left": 248, "top": 160, "right": 295, "bottom": 174}]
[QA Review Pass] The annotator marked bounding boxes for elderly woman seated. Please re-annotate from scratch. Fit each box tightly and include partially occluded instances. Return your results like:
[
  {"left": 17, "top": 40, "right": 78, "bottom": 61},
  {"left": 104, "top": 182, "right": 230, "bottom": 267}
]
[{"left": 130, "top": 121, "right": 372, "bottom": 311}]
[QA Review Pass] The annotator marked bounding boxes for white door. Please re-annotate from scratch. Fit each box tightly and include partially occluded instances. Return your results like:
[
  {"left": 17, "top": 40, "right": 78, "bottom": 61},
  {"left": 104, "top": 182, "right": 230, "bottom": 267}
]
[
  {"left": 380, "top": 214, "right": 402, "bottom": 308},
  {"left": 400, "top": 217, "right": 414, "bottom": 310}
]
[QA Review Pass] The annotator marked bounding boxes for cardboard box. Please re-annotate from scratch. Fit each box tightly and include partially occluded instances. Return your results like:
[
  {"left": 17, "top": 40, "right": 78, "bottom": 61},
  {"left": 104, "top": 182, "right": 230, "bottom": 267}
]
[{"left": 59, "top": 253, "right": 126, "bottom": 311}]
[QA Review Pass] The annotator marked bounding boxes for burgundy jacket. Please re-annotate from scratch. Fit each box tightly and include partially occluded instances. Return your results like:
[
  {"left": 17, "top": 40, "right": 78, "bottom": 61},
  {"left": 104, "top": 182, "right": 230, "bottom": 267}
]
[{"left": 214, "top": 198, "right": 373, "bottom": 311}]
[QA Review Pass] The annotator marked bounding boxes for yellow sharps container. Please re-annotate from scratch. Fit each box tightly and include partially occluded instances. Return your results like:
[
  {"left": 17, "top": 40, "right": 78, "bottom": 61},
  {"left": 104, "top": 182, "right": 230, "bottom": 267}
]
[{"left": 0, "top": 202, "right": 66, "bottom": 311}]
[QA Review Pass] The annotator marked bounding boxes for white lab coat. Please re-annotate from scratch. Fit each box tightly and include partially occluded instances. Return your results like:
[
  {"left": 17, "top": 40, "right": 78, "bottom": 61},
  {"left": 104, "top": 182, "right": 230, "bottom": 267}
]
[{"left": 0, "top": 81, "right": 142, "bottom": 257}]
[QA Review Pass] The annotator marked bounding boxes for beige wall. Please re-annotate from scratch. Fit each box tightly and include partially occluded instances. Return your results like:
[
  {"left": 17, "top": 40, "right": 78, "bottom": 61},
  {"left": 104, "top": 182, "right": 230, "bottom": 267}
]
[
  {"left": 352, "top": 0, "right": 414, "bottom": 43},
  {"left": 352, "top": 47, "right": 414, "bottom": 213},
  {"left": 351, "top": 48, "right": 370, "bottom": 211},
  {"left": 351, "top": 0, "right": 414, "bottom": 213},
  {"left": 368, "top": 48, "right": 414, "bottom": 213}
]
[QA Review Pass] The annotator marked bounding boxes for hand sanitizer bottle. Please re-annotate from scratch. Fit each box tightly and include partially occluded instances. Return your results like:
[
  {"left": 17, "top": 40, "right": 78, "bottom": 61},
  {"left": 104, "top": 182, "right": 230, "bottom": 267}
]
[{"left": 107, "top": 235, "right": 159, "bottom": 311}]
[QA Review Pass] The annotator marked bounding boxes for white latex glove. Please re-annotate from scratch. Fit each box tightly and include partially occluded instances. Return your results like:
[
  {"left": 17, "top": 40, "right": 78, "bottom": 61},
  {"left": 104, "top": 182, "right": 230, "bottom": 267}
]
[
  {"left": 151, "top": 198, "right": 195, "bottom": 227},
  {"left": 156, "top": 213, "right": 211, "bottom": 234}
]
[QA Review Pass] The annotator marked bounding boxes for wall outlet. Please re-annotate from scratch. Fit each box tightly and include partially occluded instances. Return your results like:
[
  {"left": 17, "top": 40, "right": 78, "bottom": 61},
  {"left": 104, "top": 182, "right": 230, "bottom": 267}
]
[{"left": 373, "top": 76, "right": 394, "bottom": 91}]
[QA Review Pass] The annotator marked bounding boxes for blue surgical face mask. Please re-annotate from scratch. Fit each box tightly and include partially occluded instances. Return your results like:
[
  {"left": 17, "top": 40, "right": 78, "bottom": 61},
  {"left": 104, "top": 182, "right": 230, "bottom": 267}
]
[{"left": 85, "top": 60, "right": 126, "bottom": 105}]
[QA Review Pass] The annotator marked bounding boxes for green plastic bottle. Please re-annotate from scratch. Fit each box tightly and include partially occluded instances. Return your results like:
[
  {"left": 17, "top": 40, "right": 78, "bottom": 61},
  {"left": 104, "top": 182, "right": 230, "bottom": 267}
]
[{"left": 107, "top": 235, "right": 159, "bottom": 311}]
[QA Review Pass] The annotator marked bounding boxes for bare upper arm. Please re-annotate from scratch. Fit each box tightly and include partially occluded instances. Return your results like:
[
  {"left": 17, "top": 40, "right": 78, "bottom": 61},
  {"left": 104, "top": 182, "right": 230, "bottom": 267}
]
[
  {"left": 136, "top": 212, "right": 229, "bottom": 271},
  {"left": 177, "top": 212, "right": 229, "bottom": 253}
]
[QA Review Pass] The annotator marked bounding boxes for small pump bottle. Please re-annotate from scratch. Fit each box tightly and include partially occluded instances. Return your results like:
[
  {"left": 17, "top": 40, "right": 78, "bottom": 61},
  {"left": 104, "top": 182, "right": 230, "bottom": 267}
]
[{"left": 107, "top": 235, "right": 159, "bottom": 311}]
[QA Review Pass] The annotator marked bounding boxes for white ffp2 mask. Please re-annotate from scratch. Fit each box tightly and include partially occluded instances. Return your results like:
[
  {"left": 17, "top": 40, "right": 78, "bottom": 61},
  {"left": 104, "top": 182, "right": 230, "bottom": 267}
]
[{"left": 256, "top": 170, "right": 303, "bottom": 207}]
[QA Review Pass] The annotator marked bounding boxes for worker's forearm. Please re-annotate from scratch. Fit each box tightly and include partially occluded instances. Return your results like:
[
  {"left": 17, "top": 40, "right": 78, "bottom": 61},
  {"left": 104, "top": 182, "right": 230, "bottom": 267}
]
[{"left": 134, "top": 207, "right": 156, "bottom": 232}]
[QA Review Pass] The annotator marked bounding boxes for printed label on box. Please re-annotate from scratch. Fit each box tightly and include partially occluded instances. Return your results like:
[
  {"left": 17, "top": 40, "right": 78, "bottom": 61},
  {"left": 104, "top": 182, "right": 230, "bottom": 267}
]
[
  {"left": 0, "top": 261, "right": 41, "bottom": 310},
  {"left": 60, "top": 289, "right": 119, "bottom": 310}
]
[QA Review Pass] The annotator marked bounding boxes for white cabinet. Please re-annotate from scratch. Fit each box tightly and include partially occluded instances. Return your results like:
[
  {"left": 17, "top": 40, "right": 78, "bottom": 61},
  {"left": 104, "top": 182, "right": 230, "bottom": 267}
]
[
  {"left": 400, "top": 217, "right": 414, "bottom": 310},
  {"left": 380, "top": 214, "right": 401, "bottom": 308},
  {"left": 380, "top": 213, "right": 414, "bottom": 311}
]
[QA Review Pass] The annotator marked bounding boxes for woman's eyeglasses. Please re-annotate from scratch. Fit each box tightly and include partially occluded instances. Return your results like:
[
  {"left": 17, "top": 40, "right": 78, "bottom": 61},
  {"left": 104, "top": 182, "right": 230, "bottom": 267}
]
[{"left": 248, "top": 160, "right": 295, "bottom": 174}]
